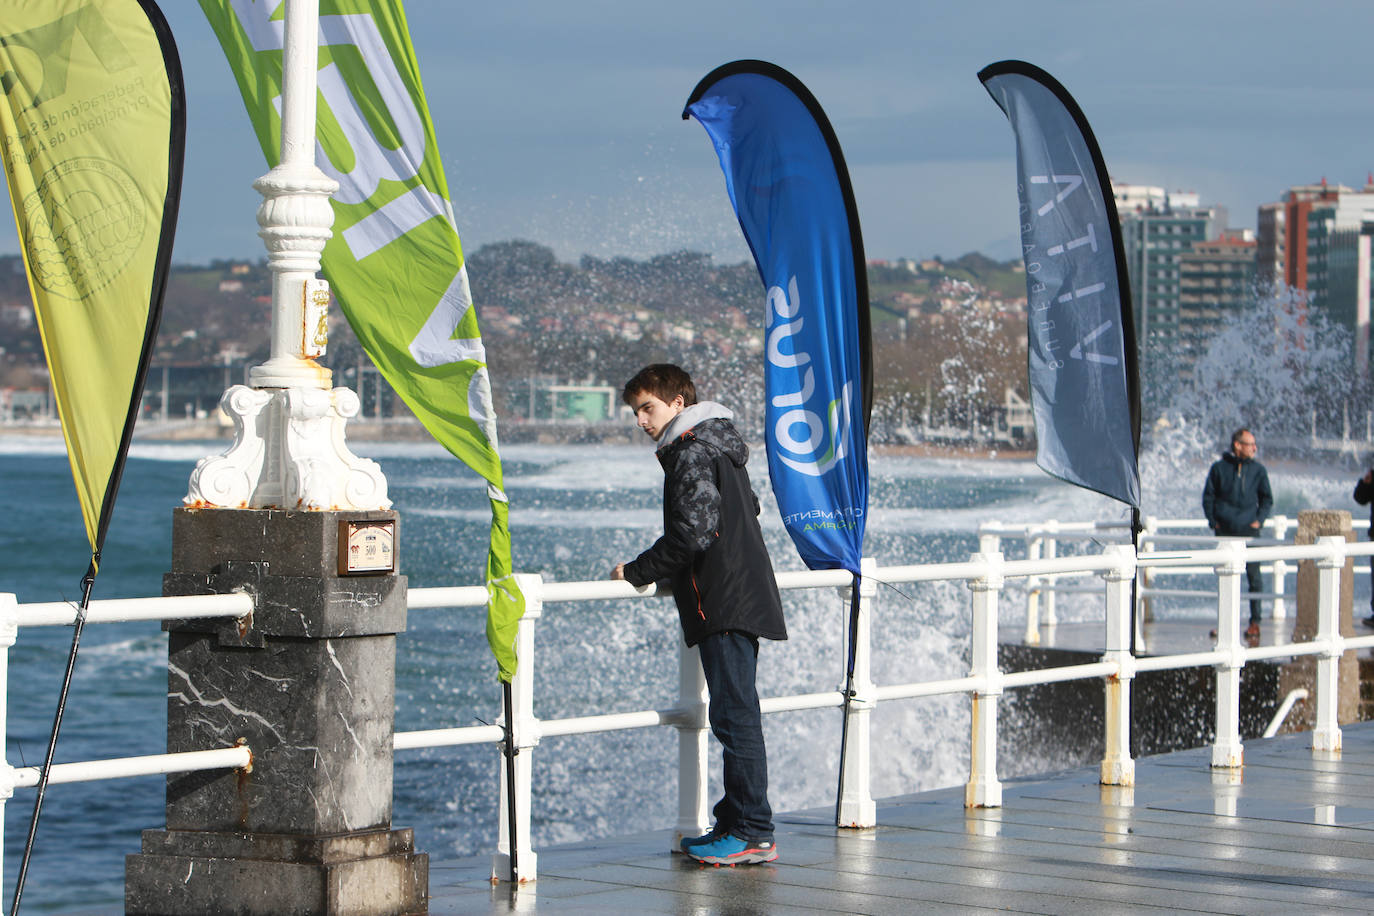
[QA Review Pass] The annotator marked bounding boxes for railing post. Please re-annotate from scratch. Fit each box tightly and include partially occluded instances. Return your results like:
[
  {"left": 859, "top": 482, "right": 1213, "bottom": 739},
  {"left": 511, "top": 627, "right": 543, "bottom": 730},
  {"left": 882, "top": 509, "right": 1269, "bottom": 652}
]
[
  {"left": 0, "top": 594, "right": 15, "bottom": 886},
  {"left": 494, "top": 573, "right": 543, "bottom": 882},
  {"left": 1212, "top": 539, "right": 1246, "bottom": 768},
  {"left": 837, "top": 557, "right": 878, "bottom": 827},
  {"left": 1271, "top": 514, "right": 1291, "bottom": 621},
  {"left": 672, "top": 643, "right": 710, "bottom": 848},
  {"left": 1312, "top": 536, "right": 1345, "bottom": 752},
  {"left": 966, "top": 551, "right": 1003, "bottom": 808},
  {"left": 1024, "top": 532, "right": 1042, "bottom": 646},
  {"left": 1100, "top": 546, "right": 1136, "bottom": 786},
  {"left": 1137, "top": 515, "right": 1157, "bottom": 629},
  {"left": 1042, "top": 520, "right": 1059, "bottom": 628}
]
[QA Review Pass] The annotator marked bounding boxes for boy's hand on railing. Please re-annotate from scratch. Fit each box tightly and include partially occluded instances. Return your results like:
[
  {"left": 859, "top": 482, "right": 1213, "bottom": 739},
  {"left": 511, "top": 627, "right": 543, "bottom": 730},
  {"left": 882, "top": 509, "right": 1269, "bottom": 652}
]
[{"left": 610, "top": 563, "right": 626, "bottom": 581}]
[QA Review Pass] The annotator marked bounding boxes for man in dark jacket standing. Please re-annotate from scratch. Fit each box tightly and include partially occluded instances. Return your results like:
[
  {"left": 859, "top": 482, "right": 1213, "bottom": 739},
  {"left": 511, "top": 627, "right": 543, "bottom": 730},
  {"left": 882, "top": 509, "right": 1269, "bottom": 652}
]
[
  {"left": 611, "top": 364, "right": 786, "bottom": 866},
  {"left": 1202, "top": 427, "right": 1273, "bottom": 638},
  {"left": 1354, "top": 465, "right": 1374, "bottom": 627}
]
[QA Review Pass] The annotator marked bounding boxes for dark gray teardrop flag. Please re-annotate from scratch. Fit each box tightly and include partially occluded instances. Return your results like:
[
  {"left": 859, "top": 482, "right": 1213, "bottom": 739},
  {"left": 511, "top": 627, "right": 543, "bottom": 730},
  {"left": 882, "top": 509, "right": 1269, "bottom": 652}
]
[{"left": 979, "top": 60, "right": 1140, "bottom": 508}]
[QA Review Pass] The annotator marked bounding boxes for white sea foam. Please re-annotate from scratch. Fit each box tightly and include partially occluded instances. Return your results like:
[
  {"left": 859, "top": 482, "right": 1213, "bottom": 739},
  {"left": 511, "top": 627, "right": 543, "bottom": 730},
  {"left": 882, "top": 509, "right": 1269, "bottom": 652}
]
[
  {"left": 409, "top": 505, "right": 663, "bottom": 530},
  {"left": 126, "top": 440, "right": 229, "bottom": 462},
  {"left": 0, "top": 434, "right": 68, "bottom": 456}
]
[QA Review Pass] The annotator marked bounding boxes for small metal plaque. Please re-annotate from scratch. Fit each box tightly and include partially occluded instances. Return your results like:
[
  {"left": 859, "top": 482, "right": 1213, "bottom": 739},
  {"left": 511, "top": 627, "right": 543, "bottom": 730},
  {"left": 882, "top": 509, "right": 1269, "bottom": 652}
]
[
  {"left": 338, "top": 519, "right": 396, "bottom": 576},
  {"left": 302, "top": 278, "right": 330, "bottom": 358}
]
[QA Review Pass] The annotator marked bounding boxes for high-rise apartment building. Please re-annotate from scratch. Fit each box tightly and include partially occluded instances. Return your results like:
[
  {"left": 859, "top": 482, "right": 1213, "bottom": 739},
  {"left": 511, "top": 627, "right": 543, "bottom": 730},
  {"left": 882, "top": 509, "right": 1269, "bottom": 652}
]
[
  {"left": 1258, "top": 179, "right": 1374, "bottom": 376},
  {"left": 1177, "top": 232, "right": 1257, "bottom": 361},
  {"left": 1113, "top": 182, "right": 1227, "bottom": 347}
]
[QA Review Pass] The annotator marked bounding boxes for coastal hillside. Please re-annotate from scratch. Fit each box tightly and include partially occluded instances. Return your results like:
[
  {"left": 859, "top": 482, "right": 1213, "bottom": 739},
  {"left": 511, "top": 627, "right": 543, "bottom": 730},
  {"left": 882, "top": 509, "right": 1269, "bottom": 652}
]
[{"left": 0, "top": 246, "right": 1031, "bottom": 440}]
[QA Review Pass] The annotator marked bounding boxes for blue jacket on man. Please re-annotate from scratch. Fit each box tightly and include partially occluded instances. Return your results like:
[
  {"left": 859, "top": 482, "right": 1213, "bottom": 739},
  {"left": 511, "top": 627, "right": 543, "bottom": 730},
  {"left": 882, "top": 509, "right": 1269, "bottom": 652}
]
[{"left": 1203, "top": 451, "right": 1273, "bottom": 536}]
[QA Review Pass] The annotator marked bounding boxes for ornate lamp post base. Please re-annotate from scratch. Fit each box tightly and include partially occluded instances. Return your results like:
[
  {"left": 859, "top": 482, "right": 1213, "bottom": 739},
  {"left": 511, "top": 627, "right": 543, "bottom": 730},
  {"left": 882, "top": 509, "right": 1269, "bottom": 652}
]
[{"left": 186, "top": 385, "right": 389, "bottom": 511}]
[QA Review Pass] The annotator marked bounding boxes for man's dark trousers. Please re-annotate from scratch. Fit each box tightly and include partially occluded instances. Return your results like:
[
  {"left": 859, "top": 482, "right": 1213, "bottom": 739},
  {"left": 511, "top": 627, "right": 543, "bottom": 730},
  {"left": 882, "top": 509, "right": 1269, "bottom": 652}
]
[
  {"left": 1223, "top": 533, "right": 1264, "bottom": 624},
  {"left": 1245, "top": 559, "right": 1263, "bottom": 624},
  {"left": 697, "top": 630, "right": 773, "bottom": 841}
]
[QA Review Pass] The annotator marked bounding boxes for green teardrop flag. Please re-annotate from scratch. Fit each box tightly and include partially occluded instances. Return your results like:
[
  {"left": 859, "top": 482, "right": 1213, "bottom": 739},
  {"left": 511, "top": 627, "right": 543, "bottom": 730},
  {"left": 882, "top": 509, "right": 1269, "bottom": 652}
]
[{"left": 199, "top": 0, "right": 524, "bottom": 680}]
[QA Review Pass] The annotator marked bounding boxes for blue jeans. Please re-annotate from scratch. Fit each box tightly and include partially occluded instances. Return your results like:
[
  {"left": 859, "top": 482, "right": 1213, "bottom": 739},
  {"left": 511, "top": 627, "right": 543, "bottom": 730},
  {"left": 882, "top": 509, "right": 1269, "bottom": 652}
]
[{"left": 697, "top": 630, "right": 773, "bottom": 842}]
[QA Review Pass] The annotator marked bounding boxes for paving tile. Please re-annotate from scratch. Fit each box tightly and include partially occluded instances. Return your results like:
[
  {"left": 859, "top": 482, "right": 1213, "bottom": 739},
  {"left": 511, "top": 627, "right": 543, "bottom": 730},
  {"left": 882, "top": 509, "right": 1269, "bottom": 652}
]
[
  {"left": 827, "top": 828, "right": 1366, "bottom": 909},
  {"left": 425, "top": 721, "right": 1374, "bottom": 915}
]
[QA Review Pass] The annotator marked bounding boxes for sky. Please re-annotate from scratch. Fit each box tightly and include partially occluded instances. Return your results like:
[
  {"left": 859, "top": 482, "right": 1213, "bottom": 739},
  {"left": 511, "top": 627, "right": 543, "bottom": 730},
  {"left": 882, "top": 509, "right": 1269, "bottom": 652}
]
[{"left": 5, "top": 0, "right": 1373, "bottom": 268}]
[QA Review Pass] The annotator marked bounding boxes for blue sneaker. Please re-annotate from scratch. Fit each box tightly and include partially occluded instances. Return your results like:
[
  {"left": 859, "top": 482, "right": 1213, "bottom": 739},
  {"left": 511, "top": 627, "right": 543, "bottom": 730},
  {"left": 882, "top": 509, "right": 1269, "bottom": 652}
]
[
  {"left": 684, "top": 833, "right": 778, "bottom": 866},
  {"left": 679, "top": 825, "right": 726, "bottom": 853}
]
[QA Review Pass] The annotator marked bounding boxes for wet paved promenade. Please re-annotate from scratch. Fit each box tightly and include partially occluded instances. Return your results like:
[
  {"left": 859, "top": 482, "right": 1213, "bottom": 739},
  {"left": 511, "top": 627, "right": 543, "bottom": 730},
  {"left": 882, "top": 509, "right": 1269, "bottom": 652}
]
[{"left": 429, "top": 722, "right": 1374, "bottom": 914}]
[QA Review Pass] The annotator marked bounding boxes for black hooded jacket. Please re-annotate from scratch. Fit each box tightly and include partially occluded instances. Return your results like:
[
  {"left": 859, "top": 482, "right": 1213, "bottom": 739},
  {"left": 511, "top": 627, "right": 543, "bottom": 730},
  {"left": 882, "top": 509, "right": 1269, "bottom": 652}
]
[{"left": 623, "top": 409, "right": 787, "bottom": 648}]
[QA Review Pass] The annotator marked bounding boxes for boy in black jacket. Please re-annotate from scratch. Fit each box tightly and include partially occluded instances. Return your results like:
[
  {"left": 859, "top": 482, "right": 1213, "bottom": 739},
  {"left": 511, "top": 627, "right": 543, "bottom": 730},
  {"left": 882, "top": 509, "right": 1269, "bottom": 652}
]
[{"left": 610, "top": 364, "right": 786, "bottom": 866}]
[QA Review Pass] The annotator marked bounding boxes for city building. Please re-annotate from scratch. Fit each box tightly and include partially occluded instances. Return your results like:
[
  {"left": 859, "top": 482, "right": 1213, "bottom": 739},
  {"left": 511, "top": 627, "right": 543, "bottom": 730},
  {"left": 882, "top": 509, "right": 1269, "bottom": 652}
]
[
  {"left": 1113, "top": 181, "right": 1227, "bottom": 348},
  {"left": 1177, "top": 231, "right": 1257, "bottom": 364},
  {"left": 1113, "top": 182, "right": 1199, "bottom": 214},
  {"left": 1258, "top": 178, "right": 1374, "bottom": 376}
]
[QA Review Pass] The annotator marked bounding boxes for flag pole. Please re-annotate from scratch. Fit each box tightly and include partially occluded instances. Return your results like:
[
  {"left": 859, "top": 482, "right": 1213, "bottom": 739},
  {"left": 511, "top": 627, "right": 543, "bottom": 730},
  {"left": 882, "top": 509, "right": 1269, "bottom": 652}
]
[
  {"left": 1130, "top": 507, "right": 1142, "bottom": 655},
  {"left": 10, "top": 558, "right": 97, "bottom": 915},
  {"left": 834, "top": 572, "right": 861, "bottom": 825},
  {"left": 502, "top": 679, "right": 519, "bottom": 883}
]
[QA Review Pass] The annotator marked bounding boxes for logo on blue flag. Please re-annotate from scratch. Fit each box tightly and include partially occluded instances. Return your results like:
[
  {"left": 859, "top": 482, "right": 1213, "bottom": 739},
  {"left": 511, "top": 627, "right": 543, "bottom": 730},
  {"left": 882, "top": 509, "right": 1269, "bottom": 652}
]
[{"left": 766, "top": 276, "right": 857, "bottom": 477}]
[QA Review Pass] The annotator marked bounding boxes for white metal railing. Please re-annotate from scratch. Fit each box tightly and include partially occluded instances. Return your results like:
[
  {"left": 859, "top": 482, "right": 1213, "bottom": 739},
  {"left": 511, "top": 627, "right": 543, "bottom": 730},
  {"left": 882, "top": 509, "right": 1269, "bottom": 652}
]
[
  {"left": 396, "top": 535, "right": 1374, "bottom": 881},
  {"left": 4, "top": 534, "right": 1374, "bottom": 887},
  {"left": 0, "top": 591, "right": 255, "bottom": 889},
  {"left": 979, "top": 515, "right": 1370, "bottom": 643}
]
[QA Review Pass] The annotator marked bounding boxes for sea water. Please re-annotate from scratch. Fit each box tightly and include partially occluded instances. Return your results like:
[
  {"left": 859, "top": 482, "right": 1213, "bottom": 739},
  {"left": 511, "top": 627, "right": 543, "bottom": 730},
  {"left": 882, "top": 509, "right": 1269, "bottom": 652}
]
[{"left": 0, "top": 435, "right": 1363, "bottom": 913}]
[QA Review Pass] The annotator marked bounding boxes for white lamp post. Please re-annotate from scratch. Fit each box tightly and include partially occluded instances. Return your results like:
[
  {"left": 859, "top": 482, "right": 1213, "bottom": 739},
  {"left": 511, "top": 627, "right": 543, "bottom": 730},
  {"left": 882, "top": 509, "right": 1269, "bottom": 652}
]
[{"left": 185, "top": 0, "right": 387, "bottom": 512}]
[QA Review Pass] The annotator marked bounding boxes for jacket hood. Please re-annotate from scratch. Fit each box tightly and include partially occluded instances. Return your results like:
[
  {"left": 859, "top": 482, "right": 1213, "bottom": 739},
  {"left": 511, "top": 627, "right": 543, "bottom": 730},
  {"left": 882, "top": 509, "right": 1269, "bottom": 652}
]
[{"left": 657, "top": 401, "right": 748, "bottom": 466}]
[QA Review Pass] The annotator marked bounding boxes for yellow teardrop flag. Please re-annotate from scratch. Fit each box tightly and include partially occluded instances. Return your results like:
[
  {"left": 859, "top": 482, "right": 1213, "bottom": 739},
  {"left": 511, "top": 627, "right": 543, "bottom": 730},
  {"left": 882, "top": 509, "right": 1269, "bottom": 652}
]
[{"left": 0, "top": 1, "right": 185, "bottom": 561}]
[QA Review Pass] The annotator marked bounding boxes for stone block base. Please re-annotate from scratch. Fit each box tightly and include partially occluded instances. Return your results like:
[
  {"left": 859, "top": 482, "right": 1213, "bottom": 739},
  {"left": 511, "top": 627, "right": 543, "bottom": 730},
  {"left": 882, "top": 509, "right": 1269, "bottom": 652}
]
[{"left": 126, "top": 827, "right": 427, "bottom": 915}]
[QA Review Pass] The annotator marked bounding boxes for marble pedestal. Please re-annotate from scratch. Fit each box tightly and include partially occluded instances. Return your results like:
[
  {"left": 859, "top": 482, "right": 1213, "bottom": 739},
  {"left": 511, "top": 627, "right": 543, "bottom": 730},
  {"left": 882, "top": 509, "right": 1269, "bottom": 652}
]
[{"left": 126, "top": 508, "right": 427, "bottom": 915}]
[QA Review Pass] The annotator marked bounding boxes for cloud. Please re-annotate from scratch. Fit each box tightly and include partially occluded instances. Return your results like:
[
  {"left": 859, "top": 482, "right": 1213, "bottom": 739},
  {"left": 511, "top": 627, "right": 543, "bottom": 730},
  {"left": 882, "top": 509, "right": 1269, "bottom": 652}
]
[{"left": 3, "top": 0, "right": 1373, "bottom": 267}]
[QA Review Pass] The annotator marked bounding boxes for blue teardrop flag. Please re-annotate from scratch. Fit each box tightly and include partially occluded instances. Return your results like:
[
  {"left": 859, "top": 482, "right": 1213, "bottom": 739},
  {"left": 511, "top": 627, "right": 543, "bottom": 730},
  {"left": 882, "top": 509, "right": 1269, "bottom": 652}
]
[{"left": 684, "top": 61, "right": 871, "bottom": 574}]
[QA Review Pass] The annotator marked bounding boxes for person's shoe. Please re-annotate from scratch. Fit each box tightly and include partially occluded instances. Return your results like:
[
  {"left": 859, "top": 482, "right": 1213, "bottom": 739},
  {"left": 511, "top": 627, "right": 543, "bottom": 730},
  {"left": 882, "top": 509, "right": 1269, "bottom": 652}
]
[
  {"left": 1245, "top": 621, "right": 1260, "bottom": 639},
  {"left": 1363, "top": 615, "right": 1374, "bottom": 629},
  {"left": 684, "top": 833, "right": 778, "bottom": 866},
  {"left": 678, "top": 824, "right": 726, "bottom": 853}
]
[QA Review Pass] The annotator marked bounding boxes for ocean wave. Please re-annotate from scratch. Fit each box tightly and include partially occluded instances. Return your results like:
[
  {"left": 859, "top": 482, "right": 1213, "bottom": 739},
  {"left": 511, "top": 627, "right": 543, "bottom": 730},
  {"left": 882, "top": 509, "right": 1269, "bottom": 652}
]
[
  {"left": 125, "top": 441, "right": 231, "bottom": 462},
  {"left": 0, "top": 434, "right": 69, "bottom": 456},
  {"left": 408, "top": 505, "right": 662, "bottom": 529}
]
